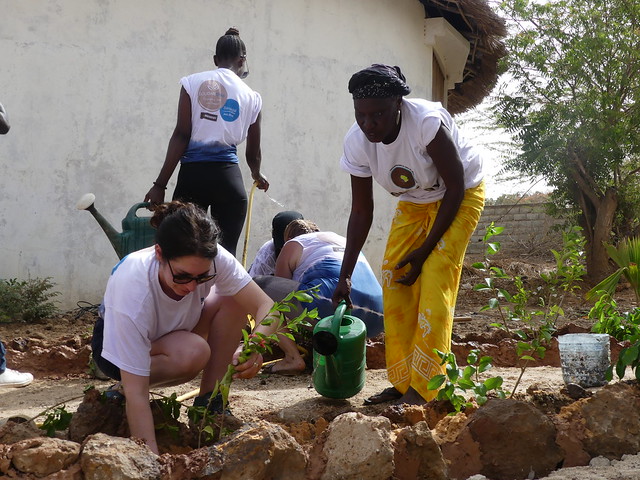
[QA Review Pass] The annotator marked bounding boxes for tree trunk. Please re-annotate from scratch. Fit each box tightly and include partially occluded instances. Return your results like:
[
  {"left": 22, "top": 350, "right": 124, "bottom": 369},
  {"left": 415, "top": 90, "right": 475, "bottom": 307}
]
[{"left": 583, "top": 187, "right": 617, "bottom": 283}]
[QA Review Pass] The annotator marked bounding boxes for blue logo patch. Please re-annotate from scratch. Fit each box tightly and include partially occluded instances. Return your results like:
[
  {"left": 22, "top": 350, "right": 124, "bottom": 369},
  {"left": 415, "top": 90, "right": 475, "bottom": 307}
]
[{"left": 220, "top": 99, "right": 240, "bottom": 122}]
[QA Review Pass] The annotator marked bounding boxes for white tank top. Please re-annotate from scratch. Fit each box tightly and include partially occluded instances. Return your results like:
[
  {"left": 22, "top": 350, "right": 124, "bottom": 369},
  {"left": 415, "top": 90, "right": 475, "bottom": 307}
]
[{"left": 287, "top": 232, "right": 346, "bottom": 282}]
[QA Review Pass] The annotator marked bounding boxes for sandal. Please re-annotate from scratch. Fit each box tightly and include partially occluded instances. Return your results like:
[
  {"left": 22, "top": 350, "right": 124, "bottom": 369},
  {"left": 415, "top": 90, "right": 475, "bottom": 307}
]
[
  {"left": 261, "top": 362, "right": 305, "bottom": 376},
  {"left": 363, "top": 386, "right": 402, "bottom": 405},
  {"left": 103, "top": 383, "right": 125, "bottom": 403}
]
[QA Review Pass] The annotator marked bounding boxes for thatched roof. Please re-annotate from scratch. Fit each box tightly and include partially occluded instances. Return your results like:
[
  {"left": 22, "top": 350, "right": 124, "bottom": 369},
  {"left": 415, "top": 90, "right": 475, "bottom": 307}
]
[{"left": 419, "top": 0, "right": 507, "bottom": 114}]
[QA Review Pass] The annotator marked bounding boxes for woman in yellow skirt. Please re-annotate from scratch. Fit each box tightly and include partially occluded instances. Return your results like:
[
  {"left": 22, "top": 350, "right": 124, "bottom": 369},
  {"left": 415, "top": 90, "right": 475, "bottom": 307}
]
[{"left": 333, "top": 64, "right": 485, "bottom": 406}]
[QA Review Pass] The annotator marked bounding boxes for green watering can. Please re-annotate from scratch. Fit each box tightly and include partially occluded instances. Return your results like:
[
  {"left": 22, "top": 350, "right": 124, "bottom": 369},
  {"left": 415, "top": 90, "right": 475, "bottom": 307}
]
[
  {"left": 312, "top": 301, "right": 367, "bottom": 399},
  {"left": 76, "top": 193, "right": 156, "bottom": 259}
]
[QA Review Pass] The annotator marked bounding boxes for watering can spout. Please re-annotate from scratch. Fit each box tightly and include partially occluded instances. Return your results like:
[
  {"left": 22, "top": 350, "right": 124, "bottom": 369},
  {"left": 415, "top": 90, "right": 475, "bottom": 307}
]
[
  {"left": 76, "top": 193, "right": 125, "bottom": 257},
  {"left": 76, "top": 193, "right": 156, "bottom": 259}
]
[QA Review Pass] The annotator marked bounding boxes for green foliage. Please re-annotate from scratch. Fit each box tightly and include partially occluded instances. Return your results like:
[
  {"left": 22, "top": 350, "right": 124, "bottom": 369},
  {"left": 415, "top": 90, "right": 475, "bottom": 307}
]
[
  {"left": 586, "top": 236, "right": 640, "bottom": 380},
  {"left": 0, "top": 277, "right": 60, "bottom": 323},
  {"left": 607, "top": 342, "right": 640, "bottom": 383},
  {"left": 589, "top": 294, "right": 640, "bottom": 343},
  {"left": 427, "top": 349, "right": 506, "bottom": 412},
  {"left": 153, "top": 392, "right": 181, "bottom": 421},
  {"left": 495, "top": 0, "right": 640, "bottom": 259},
  {"left": 197, "top": 287, "right": 319, "bottom": 445},
  {"left": 40, "top": 405, "right": 73, "bottom": 437},
  {"left": 472, "top": 223, "right": 586, "bottom": 395},
  {"left": 586, "top": 236, "right": 640, "bottom": 304},
  {"left": 152, "top": 393, "right": 182, "bottom": 440}
]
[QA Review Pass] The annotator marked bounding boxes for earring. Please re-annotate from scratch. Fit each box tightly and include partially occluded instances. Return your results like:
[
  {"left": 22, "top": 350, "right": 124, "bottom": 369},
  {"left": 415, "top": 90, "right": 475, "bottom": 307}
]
[{"left": 396, "top": 109, "right": 401, "bottom": 125}]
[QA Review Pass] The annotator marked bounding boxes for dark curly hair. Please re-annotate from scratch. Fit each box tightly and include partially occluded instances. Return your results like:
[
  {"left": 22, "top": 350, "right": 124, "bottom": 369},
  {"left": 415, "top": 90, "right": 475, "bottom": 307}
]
[{"left": 150, "top": 201, "right": 219, "bottom": 260}]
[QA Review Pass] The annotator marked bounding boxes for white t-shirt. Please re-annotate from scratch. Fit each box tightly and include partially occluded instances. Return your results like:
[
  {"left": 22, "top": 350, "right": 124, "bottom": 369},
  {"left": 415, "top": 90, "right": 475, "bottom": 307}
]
[
  {"left": 101, "top": 246, "right": 251, "bottom": 376},
  {"left": 248, "top": 240, "right": 276, "bottom": 277},
  {"left": 180, "top": 68, "right": 262, "bottom": 163},
  {"left": 340, "top": 98, "right": 484, "bottom": 204},
  {"left": 287, "top": 232, "right": 347, "bottom": 282}
]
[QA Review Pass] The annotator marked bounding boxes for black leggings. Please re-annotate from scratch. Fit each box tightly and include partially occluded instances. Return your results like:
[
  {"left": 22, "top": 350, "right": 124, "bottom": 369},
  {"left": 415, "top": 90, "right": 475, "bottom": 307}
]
[{"left": 173, "top": 162, "right": 248, "bottom": 257}]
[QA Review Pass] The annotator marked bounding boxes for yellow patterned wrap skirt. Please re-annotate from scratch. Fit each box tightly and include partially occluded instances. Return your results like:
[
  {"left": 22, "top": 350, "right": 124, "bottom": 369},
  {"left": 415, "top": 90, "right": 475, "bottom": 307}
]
[{"left": 381, "top": 182, "right": 485, "bottom": 400}]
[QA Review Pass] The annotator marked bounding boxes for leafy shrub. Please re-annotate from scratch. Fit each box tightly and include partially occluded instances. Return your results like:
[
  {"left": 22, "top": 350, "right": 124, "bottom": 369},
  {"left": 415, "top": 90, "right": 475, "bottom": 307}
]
[
  {"left": 586, "top": 237, "right": 640, "bottom": 382},
  {"left": 0, "top": 277, "right": 60, "bottom": 323},
  {"left": 586, "top": 236, "right": 640, "bottom": 304},
  {"left": 590, "top": 294, "right": 640, "bottom": 343},
  {"left": 472, "top": 223, "right": 586, "bottom": 395}
]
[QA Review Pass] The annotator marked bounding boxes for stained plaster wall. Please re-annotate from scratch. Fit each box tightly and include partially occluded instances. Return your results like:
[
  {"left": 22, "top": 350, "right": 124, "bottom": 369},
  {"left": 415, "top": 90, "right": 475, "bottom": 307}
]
[{"left": 0, "top": 0, "right": 446, "bottom": 309}]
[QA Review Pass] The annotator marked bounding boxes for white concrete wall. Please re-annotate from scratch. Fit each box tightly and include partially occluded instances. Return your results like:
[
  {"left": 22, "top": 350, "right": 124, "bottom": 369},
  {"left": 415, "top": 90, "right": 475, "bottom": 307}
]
[{"left": 0, "top": 0, "right": 434, "bottom": 310}]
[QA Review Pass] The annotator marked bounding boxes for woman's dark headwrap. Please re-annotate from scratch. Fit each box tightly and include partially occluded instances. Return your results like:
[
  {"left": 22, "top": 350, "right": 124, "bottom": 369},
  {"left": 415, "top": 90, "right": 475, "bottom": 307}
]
[
  {"left": 348, "top": 64, "right": 412, "bottom": 99},
  {"left": 272, "top": 210, "right": 304, "bottom": 256}
]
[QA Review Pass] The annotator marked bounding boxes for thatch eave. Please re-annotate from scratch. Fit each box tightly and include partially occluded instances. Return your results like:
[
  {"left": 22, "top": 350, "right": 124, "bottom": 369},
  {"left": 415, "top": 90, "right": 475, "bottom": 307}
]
[{"left": 419, "top": 0, "right": 507, "bottom": 114}]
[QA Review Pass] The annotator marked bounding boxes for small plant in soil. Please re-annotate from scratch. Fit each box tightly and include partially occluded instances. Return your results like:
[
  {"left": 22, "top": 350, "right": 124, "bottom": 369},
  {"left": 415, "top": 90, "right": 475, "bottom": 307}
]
[
  {"left": 40, "top": 405, "right": 73, "bottom": 437},
  {"left": 427, "top": 349, "right": 506, "bottom": 412},
  {"left": 152, "top": 393, "right": 182, "bottom": 441},
  {"left": 472, "top": 223, "right": 586, "bottom": 396},
  {"left": 0, "top": 276, "right": 60, "bottom": 323},
  {"left": 194, "top": 287, "right": 319, "bottom": 445}
]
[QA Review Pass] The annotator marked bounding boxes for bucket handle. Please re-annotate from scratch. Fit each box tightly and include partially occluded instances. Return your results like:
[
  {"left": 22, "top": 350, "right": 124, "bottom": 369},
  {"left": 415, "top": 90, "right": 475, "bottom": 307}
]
[
  {"left": 330, "top": 300, "right": 348, "bottom": 338},
  {"left": 125, "top": 202, "right": 152, "bottom": 220}
]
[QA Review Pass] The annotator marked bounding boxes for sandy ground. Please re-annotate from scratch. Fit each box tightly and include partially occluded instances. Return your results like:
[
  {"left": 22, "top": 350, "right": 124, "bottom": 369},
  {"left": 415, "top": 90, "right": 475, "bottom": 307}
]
[{"left": 1, "top": 365, "right": 566, "bottom": 424}]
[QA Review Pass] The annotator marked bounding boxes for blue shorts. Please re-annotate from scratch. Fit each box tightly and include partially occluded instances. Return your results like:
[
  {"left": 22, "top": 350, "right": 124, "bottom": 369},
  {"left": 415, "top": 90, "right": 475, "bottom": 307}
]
[{"left": 299, "top": 258, "right": 384, "bottom": 338}]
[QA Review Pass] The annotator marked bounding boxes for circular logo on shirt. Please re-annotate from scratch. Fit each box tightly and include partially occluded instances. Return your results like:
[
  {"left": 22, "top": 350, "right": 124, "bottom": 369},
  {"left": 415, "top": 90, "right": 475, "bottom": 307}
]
[
  {"left": 198, "top": 80, "right": 227, "bottom": 111},
  {"left": 390, "top": 165, "right": 417, "bottom": 189},
  {"left": 220, "top": 99, "right": 240, "bottom": 122}
]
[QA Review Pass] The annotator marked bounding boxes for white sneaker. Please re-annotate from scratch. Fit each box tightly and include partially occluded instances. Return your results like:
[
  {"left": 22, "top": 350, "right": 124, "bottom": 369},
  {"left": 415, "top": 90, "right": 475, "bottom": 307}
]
[{"left": 0, "top": 368, "right": 34, "bottom": 388}]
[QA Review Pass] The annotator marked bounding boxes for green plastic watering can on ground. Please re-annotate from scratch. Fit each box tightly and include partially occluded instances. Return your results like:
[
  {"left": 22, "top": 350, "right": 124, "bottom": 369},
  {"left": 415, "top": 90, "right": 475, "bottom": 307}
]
[
  {"left": 312, "top": 300, "right": 367, "bottom": 399},
  {"left": 76, "top": 193, "right": 156, "bottom": 259}
]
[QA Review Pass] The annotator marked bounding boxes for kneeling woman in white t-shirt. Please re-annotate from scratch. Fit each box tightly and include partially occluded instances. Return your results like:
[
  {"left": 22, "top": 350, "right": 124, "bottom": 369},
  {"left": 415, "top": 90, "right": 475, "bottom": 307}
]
[{"left": 92, "top": 201, "right": 277, "bottom": 454}]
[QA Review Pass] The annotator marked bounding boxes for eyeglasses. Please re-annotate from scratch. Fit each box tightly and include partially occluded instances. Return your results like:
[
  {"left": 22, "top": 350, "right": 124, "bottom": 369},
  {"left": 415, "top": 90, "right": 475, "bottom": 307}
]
[{"left": 167, "top": 258, "right": 216, "bottom": 284}]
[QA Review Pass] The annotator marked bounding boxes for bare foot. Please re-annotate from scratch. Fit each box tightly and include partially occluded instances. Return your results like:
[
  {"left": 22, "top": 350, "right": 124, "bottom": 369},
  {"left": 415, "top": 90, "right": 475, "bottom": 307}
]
[
  {"left": 262, "top": 359, "right": 306, "bottom": 376},
  {"left": 394, "top": 387, "right": 427, "bottom": 406}
]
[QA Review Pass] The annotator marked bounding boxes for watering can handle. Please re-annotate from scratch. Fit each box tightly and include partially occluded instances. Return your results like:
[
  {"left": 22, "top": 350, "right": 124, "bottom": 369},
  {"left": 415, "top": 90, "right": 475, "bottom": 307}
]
[
  {"left": 125, "top": 202, "right": 152, "bottom": 220},
  {"left": 330, "top": 300, "right": 349, "bottom": 337}
]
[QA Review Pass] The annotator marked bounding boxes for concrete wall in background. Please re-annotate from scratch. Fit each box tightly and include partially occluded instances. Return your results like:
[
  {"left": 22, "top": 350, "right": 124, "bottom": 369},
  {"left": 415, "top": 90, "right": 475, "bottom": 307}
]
[
  {"left": 0, "top": 0, "right": 441, "bottom": 309},
  {"left": 466, "top": 204, "right": 565, "bottom": 260}
]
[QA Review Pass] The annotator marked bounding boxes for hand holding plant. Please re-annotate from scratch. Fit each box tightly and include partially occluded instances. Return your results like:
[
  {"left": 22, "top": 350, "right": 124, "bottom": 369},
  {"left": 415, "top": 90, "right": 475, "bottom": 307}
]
[{"left": 194, "top": 287, "right": 319, "bottom": 443}]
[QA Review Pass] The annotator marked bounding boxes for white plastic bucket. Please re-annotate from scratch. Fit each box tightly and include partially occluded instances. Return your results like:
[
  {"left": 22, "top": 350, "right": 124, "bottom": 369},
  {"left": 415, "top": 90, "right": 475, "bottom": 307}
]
[{"left": 557, "top": 333, "right": 610, "bottom": 388}]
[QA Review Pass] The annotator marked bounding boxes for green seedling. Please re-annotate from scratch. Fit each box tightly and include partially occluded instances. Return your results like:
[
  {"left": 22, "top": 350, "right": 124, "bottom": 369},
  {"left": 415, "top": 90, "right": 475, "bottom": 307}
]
[
  {"left": 427, "top": 349, "right": 506, "bottom": 412},
  {"left": 472, "top": 223, "right": 585, "bottom": 396}
]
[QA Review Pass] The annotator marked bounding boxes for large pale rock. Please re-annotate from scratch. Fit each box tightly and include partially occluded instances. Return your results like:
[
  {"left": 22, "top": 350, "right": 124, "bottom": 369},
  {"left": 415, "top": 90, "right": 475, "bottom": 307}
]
[
  {"left": 209, "top": 420, "right": 306, "bottom": 480},
  {"left": 442, "top": 398, "right": 563, "bottom": 480},
  {"left": 393, "top": 421, "right": 448, "bottom": 480},
  {"left": 320, "top": 412, "right": 394, "bottom": 480},
  {"left": 45, "top": 462, "right": 83, "bottom": 479},
  {"left": 10, "top": 436, "right": 80, "bottom": 477},
  {"left": 555, "top": 382, "right": 640, "bottom": 465},
  {"left": 81, "top": 433, "right": 161, "bottom": 480}
]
